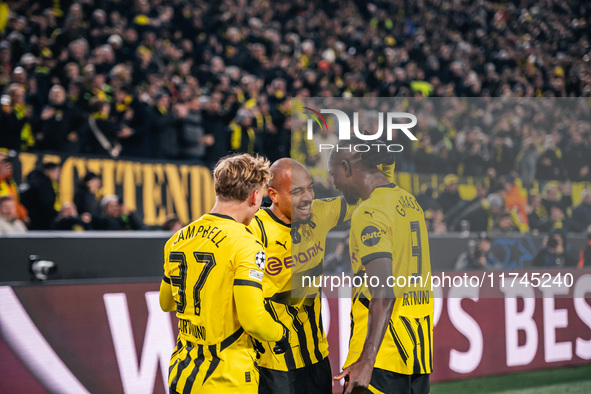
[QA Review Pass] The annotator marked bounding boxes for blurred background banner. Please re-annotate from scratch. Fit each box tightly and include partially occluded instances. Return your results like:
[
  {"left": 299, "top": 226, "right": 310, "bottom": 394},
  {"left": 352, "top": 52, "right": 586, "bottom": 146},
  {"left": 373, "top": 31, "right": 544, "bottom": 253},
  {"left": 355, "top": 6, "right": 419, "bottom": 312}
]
[
  {"left": 13, "top": 152, "right": 216, "bottom": 227},
  {"left": 1, "top": 277, "right": 590, "bottom": 393}
]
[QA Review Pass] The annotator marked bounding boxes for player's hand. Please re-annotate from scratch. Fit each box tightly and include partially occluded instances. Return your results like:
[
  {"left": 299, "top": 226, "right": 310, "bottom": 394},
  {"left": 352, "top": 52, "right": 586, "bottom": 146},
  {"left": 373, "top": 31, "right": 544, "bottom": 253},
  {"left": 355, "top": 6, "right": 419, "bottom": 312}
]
[
  {"left": 333, "top": 358, "right": 374, "bottom": 394},
  {"left": 253, "top": 339, "right": 266, "bottom": 354},
  {"left": 273, "top": 323, "right": 289, "bottom": 354}
]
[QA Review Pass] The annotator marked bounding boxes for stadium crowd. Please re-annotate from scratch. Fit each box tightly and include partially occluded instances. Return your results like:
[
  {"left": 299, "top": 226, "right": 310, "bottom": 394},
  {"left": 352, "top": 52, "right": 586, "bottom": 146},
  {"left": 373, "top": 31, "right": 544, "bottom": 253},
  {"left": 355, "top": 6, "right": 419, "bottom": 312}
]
[{"left": 0, "top": 0, "right": 590, "bottom": 237}]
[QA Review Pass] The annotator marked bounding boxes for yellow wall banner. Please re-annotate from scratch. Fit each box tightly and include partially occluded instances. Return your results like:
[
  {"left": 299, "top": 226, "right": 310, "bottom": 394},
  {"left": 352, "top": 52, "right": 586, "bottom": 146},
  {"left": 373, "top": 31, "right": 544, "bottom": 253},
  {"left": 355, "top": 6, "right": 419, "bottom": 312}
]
[{"left": 17, "top": 153, "right": 215, "bottom": 227}]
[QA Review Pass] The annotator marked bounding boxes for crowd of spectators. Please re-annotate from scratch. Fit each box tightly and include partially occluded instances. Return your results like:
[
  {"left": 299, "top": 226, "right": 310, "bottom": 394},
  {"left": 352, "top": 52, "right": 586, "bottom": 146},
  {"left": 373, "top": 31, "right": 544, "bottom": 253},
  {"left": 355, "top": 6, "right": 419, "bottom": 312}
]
[{"left": 0, "top": 0, "right": 590, "bottom": 237}]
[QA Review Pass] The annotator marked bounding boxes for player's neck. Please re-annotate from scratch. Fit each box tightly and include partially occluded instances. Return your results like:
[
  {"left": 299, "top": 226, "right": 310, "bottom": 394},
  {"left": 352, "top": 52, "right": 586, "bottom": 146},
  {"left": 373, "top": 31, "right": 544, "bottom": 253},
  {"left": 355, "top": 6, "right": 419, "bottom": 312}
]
[
  {"left": 360, "top": 173, "right": 390, "bottom": 201},
  {"left": 210, "top": 199, "right": 252, "bottom": 225},
  {"left": 269, "top": 203, "right": 291, "bottom": 224}
]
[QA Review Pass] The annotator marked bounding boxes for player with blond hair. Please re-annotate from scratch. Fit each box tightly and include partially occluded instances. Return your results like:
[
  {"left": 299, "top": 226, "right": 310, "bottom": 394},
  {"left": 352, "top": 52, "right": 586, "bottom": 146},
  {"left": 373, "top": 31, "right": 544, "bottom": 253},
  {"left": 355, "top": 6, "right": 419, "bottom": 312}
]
[{"left": 160, "top": 153, "right": 288, "bottom": 393}]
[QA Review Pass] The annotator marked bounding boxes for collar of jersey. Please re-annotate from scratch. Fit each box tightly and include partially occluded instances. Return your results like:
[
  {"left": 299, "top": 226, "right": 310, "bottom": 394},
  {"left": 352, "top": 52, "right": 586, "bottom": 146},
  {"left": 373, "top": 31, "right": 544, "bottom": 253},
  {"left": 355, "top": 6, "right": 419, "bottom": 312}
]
[
  {"left": 207, "top": 213, "right": 236, "bottom": 222},
  {"left": 375, "top": 183, "right": 397, "bottom": 189},
  {"left": 263, "top": 207, "right": 291, "bottom": 228}
]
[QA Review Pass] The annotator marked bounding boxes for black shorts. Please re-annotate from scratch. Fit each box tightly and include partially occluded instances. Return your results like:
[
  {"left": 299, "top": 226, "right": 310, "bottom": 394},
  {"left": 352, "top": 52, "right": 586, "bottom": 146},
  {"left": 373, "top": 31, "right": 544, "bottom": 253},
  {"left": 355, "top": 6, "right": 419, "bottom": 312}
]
[
  {"left": 363, "top": 368, "right": 429, "bottom": 394},
  {"left": 259, "top": 356, "right": 332, "bottom": 394}
]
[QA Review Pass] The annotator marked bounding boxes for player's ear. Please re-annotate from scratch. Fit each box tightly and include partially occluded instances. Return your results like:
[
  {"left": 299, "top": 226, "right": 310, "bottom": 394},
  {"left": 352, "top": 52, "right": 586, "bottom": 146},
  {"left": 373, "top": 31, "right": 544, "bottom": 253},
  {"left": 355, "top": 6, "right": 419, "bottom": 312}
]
[
  {"left": 341, "top": 159, "right": 352, "bottom": 177},
  {"left": 248, "top": 188, "right": 259, "bottom": 207},
  {"left": 268, "top": 187, "right": 278, "bottom": 203}
]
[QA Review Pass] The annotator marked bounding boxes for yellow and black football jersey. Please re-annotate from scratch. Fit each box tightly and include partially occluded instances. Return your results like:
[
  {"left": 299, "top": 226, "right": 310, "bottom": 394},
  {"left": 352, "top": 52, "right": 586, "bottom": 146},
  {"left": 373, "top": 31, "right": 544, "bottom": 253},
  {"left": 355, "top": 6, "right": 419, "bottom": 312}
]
[
  {"left": 249, "top": 202, "right": 348, "bottom": 371},
  {"left": 246, "top": 164, "right": 396, "bottom": 373},
  {"left": 345, "top": 184, "right": 434, "bottom": 375},
  {"left": 163, "top": 213, "right": 278, "bottom": 393}
]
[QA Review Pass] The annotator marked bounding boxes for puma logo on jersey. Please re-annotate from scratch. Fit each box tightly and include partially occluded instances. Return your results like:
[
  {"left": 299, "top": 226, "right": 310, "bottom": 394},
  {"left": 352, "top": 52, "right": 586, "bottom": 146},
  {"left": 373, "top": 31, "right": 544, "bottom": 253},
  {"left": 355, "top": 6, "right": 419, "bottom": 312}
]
[
  {"left": 364, "top": 211, "right": 374, "bottom": 218},
  {"left": 275, "top": 240, "right": 287, "bottom": 250}
]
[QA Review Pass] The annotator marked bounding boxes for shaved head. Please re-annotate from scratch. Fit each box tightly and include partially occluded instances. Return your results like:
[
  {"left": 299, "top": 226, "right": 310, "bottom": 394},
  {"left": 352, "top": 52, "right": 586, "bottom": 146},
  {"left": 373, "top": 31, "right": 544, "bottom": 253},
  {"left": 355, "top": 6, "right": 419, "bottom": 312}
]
[
  {"left": 268, "top": 158, "right": 314, "bottom": 223},
  {"left": 268, "top": 158, "right": 294, "bottom": 192}
]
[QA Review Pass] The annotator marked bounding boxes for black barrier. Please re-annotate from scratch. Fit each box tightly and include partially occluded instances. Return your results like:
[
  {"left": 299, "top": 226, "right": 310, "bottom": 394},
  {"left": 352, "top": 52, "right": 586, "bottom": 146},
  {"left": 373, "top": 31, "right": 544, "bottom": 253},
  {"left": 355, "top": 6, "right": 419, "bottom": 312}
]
[{"left": 0, "top": 232, "right": 588, "bottom": 283}]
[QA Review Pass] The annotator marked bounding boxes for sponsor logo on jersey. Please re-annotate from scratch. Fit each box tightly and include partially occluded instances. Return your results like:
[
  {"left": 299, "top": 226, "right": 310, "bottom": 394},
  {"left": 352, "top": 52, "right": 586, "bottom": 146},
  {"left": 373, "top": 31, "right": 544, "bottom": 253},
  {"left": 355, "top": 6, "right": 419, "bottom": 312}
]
[
  {"left": 265, "top": 256, "right": 294, "bottom": 276},
  {"left": 361, "top": 226, "right": 386, "bottom": 246},
  {"left": 292, "top": 242, "right": 324, "bottom": 264},
  {"left": 249, "top": 269, "right": 263, "bottom": 282}
]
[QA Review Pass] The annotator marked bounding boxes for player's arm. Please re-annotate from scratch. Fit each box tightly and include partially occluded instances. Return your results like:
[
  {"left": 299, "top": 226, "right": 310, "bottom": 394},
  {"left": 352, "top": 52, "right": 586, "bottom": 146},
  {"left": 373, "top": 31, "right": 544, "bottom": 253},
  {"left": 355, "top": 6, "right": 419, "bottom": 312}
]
[
  {"left": 233, "top": 243, "right": 288, "bottom": 348},
  {"left": 159, "top": 278, "right": 176, "bottom": 312},
  {"left": 334, "top": 257, "right": 394, "bottom": 394},
  {"left": 234, "top": 284, "right": 285, "bottom": 342},
  {"left": 160, "top": 238, "right": 176, "bottom": 312}
]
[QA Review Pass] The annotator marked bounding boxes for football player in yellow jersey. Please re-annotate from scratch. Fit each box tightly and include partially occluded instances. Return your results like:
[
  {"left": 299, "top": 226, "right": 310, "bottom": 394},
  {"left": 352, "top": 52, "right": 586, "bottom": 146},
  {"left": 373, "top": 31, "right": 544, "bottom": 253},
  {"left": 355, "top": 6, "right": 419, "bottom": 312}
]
[
  {"left": 159, "top": 153, "right": 289, "bottom": 394},
  {"left": 249, "top": 158, "right": 396, "bottom": 394},
  {"left": 249, "top": 158, "right": 336, "bottom": 393},
  {"left": 330, "top": 142, "right": 433, "bottom": 394}
]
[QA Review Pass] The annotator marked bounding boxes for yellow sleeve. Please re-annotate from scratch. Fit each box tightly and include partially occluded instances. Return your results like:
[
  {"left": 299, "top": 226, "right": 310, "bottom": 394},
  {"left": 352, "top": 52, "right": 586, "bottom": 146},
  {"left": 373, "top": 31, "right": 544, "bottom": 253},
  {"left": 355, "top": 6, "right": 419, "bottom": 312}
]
[
  {"left": 234, "top": 286, "right": 283, "bottom": 342},
  {"left": 313, "top": 196, "right": 349, "bottom": 226},
  {"left": 162, "top": 231, "right": 179, "bottom": 281},
  {"left": 160, "top": 234, "right": 177, "bottom": 312},
  {"left": 233, "top": 237, "right": 283, "bottom": 342},
  {"left": 159, "top": 279, "right": 175, "bottom": 312}
]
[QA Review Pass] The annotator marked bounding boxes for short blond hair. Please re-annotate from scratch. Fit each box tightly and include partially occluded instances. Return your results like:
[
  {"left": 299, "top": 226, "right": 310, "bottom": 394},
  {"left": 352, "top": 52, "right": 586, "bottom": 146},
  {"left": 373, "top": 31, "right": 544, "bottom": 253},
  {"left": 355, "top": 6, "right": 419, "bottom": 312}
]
[{"left": 213, "top": 154, "right": 270, "bottom": 201}]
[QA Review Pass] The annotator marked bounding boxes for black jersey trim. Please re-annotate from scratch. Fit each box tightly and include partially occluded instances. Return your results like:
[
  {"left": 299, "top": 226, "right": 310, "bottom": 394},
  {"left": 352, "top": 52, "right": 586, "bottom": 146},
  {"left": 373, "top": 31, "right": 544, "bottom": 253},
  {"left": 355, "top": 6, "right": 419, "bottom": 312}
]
[
  {"left": 220, "top": 327, "right": 244, "bottom": 351},
  {"left": 263, "top": 207, "right": 291, "bottom": 228},
  {"left": 203, "top": 345, "right": 220, "bottom": 384},
  {"left": 170, "top": 341, "right": 193, "bottom": 392},
  {"left": 287, "top": 305, "right": 313, "bottom": 366},
  {"left": 376, "top": 183, "right": 397, "bottom": 189},
  {"left": 357, "top": 295, "right": 370, "bottom": 309},
  {"left": 254, "top": 215, "right": 268, "bottom": 247},
  {"left": 426, "top": 315, "right": 433, "bottom": 372},
  {"left": 400, "top": 316, "right": 421, "bottom": 374},
  {"left": 183, "top": 344, "right": 205, "bottom": 394},
  {"left": 361, "top": 252, "right": 392, "bottom": 266},
  {"left": 416, "top": 317, "right": 427, "bottom": 374},
  {"left": 268, "top": 290, "right": 291, "bottom": 305},
  {"left": 233, "top": 279, "right": 263, "bottom": 290},
  {"left": 207, "top": 213, "right": 236, "bottom": 221},
  {"left": 162, "top": 275, "right": 171, "bottom": 284},
  {"left": 388, "top": 321, "right": 409, "bottom": 365},
  {"left": 305, "top": 303, "right": 324, "bottom": 362},
  {"left": 266, "top": 301, "right": 296, "bottom": 370}
]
